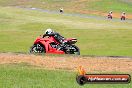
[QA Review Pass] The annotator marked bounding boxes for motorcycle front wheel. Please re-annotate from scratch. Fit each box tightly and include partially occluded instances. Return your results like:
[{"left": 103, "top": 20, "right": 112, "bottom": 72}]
[{"left": 30, "top": 44, "right": 45, "bottom": 54}]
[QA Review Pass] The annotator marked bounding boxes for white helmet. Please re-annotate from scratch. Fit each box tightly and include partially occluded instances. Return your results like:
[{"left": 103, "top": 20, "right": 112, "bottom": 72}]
[
  {"left": 109, "top": 11, "right": 112, "bottom": 14},
  {"left": 45, "top": 28, "right": 53, "bottom": 34},
  {"left": 123, "top": 12, "right": 125, "bottom": 14}
]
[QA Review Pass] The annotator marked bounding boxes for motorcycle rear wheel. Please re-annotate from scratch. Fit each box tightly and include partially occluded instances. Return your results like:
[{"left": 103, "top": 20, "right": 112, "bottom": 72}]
[{"left": 65, "top": 45, "right": 80, "bottom": 55}]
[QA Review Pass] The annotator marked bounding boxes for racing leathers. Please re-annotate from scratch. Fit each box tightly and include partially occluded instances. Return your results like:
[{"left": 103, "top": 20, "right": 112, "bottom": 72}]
[{"left": 43, "top": 32, "right": 66, "bottom": 49}]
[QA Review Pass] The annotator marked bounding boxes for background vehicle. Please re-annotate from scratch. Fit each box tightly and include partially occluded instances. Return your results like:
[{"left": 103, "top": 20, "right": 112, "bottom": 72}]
[
  {"left": 107, "top": 14, "right": 112, "bottom": 19},
  {"left": 121, "top": 16, "right": 126, "bottom": 20}
]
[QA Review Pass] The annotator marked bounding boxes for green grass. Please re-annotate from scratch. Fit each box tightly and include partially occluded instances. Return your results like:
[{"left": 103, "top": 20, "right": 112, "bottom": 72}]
[
  {"left": 87, "top": 0, "right": 132, "bottom": 13},
  {"left": 0, "top": 1, "right": 132, "bottom": 88},
  {"left": 0, "top": 6, "right": 132, "bottom": 56},
  {"left": 0, "top": 64, "right": 131, "bottom": 88},
  {"left": 0, "top": 0, "right": 132, "bottom": 15}
]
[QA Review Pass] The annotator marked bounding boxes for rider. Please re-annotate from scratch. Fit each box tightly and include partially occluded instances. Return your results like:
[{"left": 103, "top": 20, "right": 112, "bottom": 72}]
[
  {"left": 60, "top": 7, "right": 63, "bottom": 13},
  {"left": 108, "top": 11, "right": 113, "bottom": 19},
  {"left": 43, "top": 28, "right": 66, "bottom": 49},
  {"left": 121, "top": 12, "right": 126, "bottom": 20}
]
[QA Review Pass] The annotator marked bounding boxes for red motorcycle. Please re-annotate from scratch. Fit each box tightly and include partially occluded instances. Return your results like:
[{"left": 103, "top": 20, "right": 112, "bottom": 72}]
[
  {"left": 107, "top": 14, "right": 112, "bottom": 19},
  {"left": 30, "top": 36, "right": 80, "bottom": 55},
  {"left": 121, "top": 16, "right": 126, "bottom": 20}
]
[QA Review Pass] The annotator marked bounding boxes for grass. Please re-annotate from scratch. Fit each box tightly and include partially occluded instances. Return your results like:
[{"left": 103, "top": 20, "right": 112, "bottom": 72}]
[
  {"left": 0, "top": 1, "right": 132, "bottom": 88},
  {"left": 87, "top": 0, "right": 132, "bottom": 13},
  {"left": 0, "top": 0, "right": 132, "bottom": 15},
  {"left": 0, "top": 63, "right": 131, "bottom": 88},
  {"left": 0, "top": 6, "right": 132, "bottom": 56}
]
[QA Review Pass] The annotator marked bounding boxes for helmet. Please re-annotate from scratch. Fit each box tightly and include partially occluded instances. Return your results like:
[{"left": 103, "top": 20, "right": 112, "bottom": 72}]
[
  {"left": 109, "top": 11, "right": 112, "bottom": 14},
  {"left": 123, "top": 12, "right": 125, "bottom": 14},
  {"left": 45, "top": 28, "right": 53, "bottom": 34}
]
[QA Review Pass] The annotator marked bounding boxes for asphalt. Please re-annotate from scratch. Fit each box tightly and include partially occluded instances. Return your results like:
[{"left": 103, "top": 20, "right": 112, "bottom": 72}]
[{"left": 16, "top": 6, "right": 132, "bottom": 23}]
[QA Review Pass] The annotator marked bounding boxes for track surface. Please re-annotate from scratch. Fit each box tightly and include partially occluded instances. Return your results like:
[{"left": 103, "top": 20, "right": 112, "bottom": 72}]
[
  {"left": 0, "top": 53, "right": 132, "bottom": 73},
  {"left": 16, "top": 6, "right": 132, "bottom": 23}
]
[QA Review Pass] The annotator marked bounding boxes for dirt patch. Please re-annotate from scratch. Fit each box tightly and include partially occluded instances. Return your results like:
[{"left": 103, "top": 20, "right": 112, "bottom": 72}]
[{"left": 0, "top": 53, "right": 132, "bottom": 73}]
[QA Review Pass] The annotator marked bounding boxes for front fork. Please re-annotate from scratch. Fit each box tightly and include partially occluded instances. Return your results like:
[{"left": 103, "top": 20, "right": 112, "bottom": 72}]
[{"left": 36, "top": 44, "right": 43, "bottom": 51}]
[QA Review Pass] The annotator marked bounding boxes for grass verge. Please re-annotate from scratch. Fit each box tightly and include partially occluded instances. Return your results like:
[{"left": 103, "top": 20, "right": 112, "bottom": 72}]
[{"left": 0, "top": 63, "right": 131, "bottom": 88}]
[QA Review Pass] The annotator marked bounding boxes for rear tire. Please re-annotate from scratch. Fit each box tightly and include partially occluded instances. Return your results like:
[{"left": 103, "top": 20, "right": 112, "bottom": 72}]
[
  {"left": 73, "top": 45, "right": 80, "bottom": 55},
  {"left": 30, "top": 44, "right": 45, "bottom": 54},
  {"left": 65, "top": 45, "right": 80, "bottom": 55}
]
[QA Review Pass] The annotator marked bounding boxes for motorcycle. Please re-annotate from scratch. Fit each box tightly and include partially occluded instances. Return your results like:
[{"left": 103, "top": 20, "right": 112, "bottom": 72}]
[
  {"left": 30, "top": 35, "right": 80, "bottom": 55},
  {"left": 121, "top": 16, "right": 126, "bottom": 20},
  {"left": 107, "top": 14, "right": 112, "bottom": 19}
]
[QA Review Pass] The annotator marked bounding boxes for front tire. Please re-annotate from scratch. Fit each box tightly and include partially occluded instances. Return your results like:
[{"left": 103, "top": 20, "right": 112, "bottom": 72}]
[
  {"left": 73, "top": 45, "right": 80, "bottom": 55},
  {"left": 30, "top": 44, "right": 45, "bottom": 54}
]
